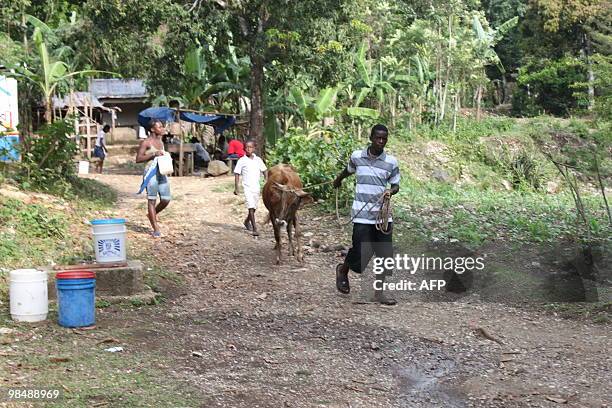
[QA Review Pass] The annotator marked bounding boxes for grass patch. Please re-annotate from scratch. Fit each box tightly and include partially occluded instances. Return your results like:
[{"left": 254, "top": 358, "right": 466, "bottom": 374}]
[
  {"left": 393, "top": 177, "right": 608, "bottom": 248},
  {"left": 143, "top": 264, "right": 185, "bottom": 293},
  {"left": 212, "top": 182, "right": 235, "bottom": 193},
  {"left": 95, "top": 299, "right": 112, "bottom": 309},
  {"left": 69, "top": 177, "right": 118, "bottom": 208},
  {"left": 0, "top": 319, "right": 201, "bottom": 407},
  {"left": 543, "top": 302, "right": 611, "bottom": 323}
]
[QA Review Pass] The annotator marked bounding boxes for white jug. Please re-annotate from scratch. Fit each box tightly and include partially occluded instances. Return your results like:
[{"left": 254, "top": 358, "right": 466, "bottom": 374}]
[{"left": 157, "top": 152, "right": 174, "bottom": 176}]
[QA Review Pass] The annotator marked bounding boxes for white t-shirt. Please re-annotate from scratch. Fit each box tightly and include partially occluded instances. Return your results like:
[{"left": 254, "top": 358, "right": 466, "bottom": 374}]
[
  {"left": 234, "top": 154, "right": 267, "bottom": 192},
  {"left": 95, "top": 130, "right": 105, "bottom": 147}
]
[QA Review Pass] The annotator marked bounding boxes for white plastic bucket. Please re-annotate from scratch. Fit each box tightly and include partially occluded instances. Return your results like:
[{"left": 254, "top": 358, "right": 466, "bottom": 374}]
[
  {"left": 91, "top": 218, "right": 127, "bottom": 263},
  {"left": 9, "top": 269, "right": 48, "bottom": 322},
  {"left": 157, "top": 153, "right": 174, "bottom": 176},
  {"left": 78, "top": 160, "right": 89, "bottom": 175}
]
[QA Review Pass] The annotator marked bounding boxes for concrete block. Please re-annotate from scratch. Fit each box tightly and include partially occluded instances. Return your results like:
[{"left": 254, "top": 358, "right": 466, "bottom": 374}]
[{"left": 46, "top": 260, "right": 144, "bottom": 299}]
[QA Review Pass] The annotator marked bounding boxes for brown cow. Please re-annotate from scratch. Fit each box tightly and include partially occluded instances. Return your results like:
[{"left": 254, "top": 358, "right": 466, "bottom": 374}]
[{"left": 263, "top": 164, "right": 312, "bottom": 264}]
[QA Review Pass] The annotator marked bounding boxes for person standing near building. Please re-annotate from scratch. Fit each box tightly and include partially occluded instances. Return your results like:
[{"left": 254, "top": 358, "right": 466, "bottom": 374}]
[{"left": 93, "top": 125, "right": 110, "bottom": 174}]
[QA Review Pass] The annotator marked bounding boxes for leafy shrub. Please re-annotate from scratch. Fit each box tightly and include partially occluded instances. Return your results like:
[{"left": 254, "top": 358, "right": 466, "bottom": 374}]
[
  {"left": 0, "top": 198, "right": 66, "bottom": 238},
  {"left": 267, "top": 129, "right": 361, "bottom": 200},
  {"left": 16, "top": 120, "right": 77, "bottom": 194},
  {"left": 512, "top": 57, "right": 588, "bottom": 116},
  {"left": 591, "top": 53, "right": 611, "bottom": 122}
]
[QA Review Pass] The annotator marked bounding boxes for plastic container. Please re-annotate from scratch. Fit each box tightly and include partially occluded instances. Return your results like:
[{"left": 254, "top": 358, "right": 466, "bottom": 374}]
[
  {"left": 9, "top": 269, "right": 48, "bottom": 322},
  {"left": 91, "top": 218, "right": 127, "bottom": 264},
  {"left": 78, "top": 160, "right": 90, "bottom": 174},
  {"left": 56, "top": 270, "right": 96, "bottom": 328},
  {"left": 157, "top": 152, "right": 174, "bottom": 176}
]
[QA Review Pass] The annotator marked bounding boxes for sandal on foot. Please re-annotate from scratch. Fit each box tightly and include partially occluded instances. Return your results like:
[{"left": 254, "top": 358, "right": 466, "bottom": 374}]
[
  {"left": 252, "top": 230, "right": 260, "bottom": 236},
  {"left": 152, "top": 231, "right": 162, "bottom": 238},
  {"left": 336, "top": 263, "right": 350, "bottom": 294}
]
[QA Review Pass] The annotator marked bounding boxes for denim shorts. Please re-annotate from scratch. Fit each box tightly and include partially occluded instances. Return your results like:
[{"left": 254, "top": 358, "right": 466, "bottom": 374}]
[{"left": 146, "top": 171, "right": 171, "bottom": 201}]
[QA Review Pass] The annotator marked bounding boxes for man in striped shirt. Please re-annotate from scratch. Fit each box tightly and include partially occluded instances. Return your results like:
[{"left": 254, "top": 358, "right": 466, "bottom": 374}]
[{"left": 333, "top": 124, "right": 400, "bottom": 305}]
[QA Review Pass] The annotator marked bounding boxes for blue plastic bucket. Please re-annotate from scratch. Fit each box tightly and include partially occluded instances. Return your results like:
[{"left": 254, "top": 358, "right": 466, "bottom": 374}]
[{"left": 56, "top": 271, "right": 96, "bottom": 328}]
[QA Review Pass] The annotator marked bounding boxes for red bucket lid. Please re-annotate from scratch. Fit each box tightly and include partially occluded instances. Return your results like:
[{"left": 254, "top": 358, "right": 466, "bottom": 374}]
[{"left": 56, "top": 270, "right": 95, "bottom": 279}]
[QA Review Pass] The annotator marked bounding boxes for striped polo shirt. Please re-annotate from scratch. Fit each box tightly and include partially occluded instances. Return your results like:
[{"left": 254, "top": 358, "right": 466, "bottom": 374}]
[{"left": 346, "top": 147, "right": 400, "bottom": 224}]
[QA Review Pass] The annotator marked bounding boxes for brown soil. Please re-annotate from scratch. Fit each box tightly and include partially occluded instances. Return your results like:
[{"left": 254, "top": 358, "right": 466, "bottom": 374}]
[{"left": 71, "top": 171, "right": 611, "bottom": 408}]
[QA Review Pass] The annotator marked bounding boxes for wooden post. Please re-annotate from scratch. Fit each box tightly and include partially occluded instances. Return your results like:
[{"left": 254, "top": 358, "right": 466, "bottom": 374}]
[
  {"left": 110, "top": 108, "right": 116, "bottom": 144},
  {"left": 178, "top": 109, "right": 184, "bottom": 176},
  {"left": 85, "top": 99, "right": 91, "bottom": 159}
]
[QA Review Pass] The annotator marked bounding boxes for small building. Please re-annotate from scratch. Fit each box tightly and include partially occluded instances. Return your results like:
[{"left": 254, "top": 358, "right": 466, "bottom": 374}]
[{"left": 89, "top": 79, "right": 149, "bottom": 142}]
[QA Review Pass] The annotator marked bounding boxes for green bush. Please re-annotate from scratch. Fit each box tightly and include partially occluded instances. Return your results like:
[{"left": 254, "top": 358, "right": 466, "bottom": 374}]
[
  {"left": 267, "top": 129, "right": 361, "bottom": 200},
  {"left": 512, "top": 57, "right": 588, "bottom": 116},
  {"left": 16, "top": 120, "right": 77, "bottom": 194}
]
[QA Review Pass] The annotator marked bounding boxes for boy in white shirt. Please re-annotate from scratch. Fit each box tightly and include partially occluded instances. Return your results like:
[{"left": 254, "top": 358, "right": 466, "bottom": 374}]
[{"left": 234, "top": 140, "right": 267, "bottom": 236}]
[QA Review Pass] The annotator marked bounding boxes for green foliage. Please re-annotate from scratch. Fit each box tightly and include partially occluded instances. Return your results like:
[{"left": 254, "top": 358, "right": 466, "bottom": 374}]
[
  {"left": 396, "top": 177, "right": 608, "bottom": 247},
  {"left": 513, "top": 57, "right": 588, "bottom": 116},
  {"left": 0, "top": 32, "right": 24, "bottom": 68},
  {"left": 0, "top": 197, "right": 67, "bottom": 267},
  {"left": 591, "top": 53, "right": 612, "bottom": 122},
  {"left": 16, "top": 119, "right": 77, "bottom": 194},
  {"left": 485, "top": 146, "right": 547, "bottom": 190},
  {"left": 409, "top": 116, "right": 516, "bottom": 143},
  {"left": 5, "top": 201, "right": 61, "bottom": 242},
  {"left": 267, "top": 129, "right": 360, "bottom": 200}
]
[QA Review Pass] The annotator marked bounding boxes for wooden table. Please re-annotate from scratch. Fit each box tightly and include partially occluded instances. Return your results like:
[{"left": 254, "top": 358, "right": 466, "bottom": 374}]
[{"left": 165, "top": 143, "right": 195, "bottom": 176}]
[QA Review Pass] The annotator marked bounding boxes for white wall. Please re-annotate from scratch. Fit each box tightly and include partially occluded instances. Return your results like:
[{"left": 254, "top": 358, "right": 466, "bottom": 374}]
[{"left": 0, "top": 76, "right": 19, "bottom": 134}]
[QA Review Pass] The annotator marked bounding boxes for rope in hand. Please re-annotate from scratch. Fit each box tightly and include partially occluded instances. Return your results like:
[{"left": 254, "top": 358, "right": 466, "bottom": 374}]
[
  {"left": 274, "top": 179, "right": 393, "bottom": 234},
  {"left": 335, "top": 188, "right": 393, "bottom": 234}
]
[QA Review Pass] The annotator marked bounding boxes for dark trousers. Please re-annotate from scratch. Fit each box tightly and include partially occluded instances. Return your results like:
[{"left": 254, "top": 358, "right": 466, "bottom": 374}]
[{"left": 344, "top": 223, "right": 393, "bottom": 274}]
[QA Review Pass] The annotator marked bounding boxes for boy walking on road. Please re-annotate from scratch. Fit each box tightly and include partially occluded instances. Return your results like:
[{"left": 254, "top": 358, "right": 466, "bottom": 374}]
[
  {"left": 234, "top": 140, "right": 267, "bottom": 236},
  {"left": 333, "top": 124, "right": 400, "bottom": 305}
]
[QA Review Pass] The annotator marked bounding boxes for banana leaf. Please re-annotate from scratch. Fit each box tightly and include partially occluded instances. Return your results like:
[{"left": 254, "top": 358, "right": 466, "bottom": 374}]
[
  {"left": 314, "top": 87, "right": 338, "bottom": 116},
  {"left": 346, "top": 107, "right": 379, "bottom": 119}
]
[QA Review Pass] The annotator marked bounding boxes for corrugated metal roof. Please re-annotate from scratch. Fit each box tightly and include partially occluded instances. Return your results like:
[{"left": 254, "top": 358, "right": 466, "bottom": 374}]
[
  {"left": 89, "top": 78, "right": 148, "bottom": 99},
  {"left": 51, "top": 91, "right": 110, "bottom": 110}
]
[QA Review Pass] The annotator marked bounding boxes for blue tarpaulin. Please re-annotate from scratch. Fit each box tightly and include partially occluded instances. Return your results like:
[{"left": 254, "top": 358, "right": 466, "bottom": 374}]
[
  {"left": 138, "top": 107, "right": 235, "bottom": 134},
  {"left": 0, "top": 136, "right": 20, "bottom": 162}
]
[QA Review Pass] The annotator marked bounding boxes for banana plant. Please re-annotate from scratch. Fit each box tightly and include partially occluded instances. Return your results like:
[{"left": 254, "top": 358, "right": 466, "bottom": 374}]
[
  {"left": 289, "top": 86, "right": 339, "bottom": 132},
  {"left": 472, "top": 15, "right": 518, "bottom": 73},
  {"left": 8, "top": 25, "right": 116, "bottom": 123},
  {"left": 351, "top": 41, "right": 396, "bottom": 110},
  {"left": 181, "top": 43, "right": 250, "bottom": 111}
]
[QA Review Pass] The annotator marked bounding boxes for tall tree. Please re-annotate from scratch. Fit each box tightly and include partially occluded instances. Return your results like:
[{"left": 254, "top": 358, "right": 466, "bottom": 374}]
[{"left": 214, "top": 0, "right": 353, "bottom": 155}]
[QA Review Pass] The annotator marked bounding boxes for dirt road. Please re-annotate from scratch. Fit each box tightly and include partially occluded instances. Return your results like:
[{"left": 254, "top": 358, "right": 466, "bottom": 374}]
[{"left": 75, "top": 174, "right": 612, "bottom": 407}]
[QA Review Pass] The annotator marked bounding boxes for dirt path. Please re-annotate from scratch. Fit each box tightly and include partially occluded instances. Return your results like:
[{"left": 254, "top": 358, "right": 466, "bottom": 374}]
[{"left": 86, "top": 173, "right": 610, "bottom": 407}]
